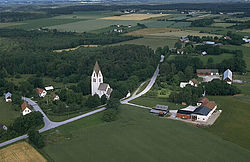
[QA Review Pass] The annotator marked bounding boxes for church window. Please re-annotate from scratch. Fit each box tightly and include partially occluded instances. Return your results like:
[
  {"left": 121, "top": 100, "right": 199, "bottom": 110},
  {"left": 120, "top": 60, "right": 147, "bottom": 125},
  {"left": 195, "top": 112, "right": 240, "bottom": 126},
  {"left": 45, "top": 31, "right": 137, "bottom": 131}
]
[
  {"left": 99, "top": 78, "right": 101, "bottom": 82},
  {"left": 93, "top": 78, "right": 96, "bottom": 82}
]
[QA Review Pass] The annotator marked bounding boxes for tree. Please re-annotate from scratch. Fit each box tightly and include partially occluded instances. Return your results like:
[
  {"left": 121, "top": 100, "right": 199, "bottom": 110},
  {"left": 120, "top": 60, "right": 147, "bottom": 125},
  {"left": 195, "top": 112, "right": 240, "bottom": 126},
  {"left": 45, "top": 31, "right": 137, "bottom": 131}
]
[
  {"left": 101, "top": 95, "right": 107, "bottom": 105},
  {"left": 102, "top": 109, "right": 117, "bottom": 122},
  {"left": 207, "top": 57, "right": 214, "bottom": 64},
  {"left": 86, "top": 94, "right": 101, "bottom": 108},
  {"left": 28, "top": 129, "right": 45, "bottom": 148},
  {"left": 174, "top": 41, "right": 182, "bottom": 49},
  {"left": 106, "top": 97, "right": 120, "bottom": 110},
  {"left": 184, "top": 66, "right": 194, "bottom": 80}
]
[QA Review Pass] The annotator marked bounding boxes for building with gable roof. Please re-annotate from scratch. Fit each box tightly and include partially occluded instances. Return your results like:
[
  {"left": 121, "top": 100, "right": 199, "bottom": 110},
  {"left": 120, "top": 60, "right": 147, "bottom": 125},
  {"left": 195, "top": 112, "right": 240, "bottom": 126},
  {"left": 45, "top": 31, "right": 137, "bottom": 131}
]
[
  {"left": 37, "top": 88, "right": 47, "bottom": 98},
  {"left": 21, "top": 101, "right": 32, "bottom": 116},
  {"left": 91, "top": 61, "right": 113, "bottom": 99},
  {"left": 223, "top": 69, "right": 232, "bottom": 84},
  {"left": 4, "top": 92, "right": 12, "bottom": 102}
]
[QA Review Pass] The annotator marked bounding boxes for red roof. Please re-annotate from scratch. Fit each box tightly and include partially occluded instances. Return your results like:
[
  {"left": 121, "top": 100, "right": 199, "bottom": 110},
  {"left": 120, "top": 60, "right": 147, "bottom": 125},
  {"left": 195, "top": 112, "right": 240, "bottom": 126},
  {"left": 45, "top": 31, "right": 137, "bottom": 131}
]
[
  {"left": 203, "top": 101, "right": 217, "bottom": 110},
  {"left": 51, "top": 94, "right": 58, "bottom": 98},
  {"left": 21, "top": 102, "right": 30, "bottom": 112},
  {"left": 37, "top": 88, "right": 44, "bottom": 94},
  {"left": 198, "top": 98, "right": 209, "bottom": 105}
]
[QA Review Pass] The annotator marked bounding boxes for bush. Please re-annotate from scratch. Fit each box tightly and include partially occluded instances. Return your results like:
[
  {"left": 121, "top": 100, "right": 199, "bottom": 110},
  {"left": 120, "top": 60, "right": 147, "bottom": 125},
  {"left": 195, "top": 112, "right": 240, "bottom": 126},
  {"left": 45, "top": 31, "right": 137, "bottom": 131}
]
[
  {"left": 28, "top": 129, "right": 45, "bottom": 148},
  {"left": 102, "top": 109, "right": 118, "bottom": 122}
]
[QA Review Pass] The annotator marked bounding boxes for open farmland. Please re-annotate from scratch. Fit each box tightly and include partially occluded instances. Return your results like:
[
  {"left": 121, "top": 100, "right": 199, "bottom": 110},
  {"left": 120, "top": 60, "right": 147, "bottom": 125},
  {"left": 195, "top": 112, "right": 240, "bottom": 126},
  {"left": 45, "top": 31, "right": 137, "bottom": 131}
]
[
  {"left": 145, "top": 21, "right": 191, "bottom": 28},
  {"left": 100, "top": 14, "right": 169, "bottom": 20},
  {"left": 211, "top": 23, "right": 236, "bottom": 28},
  {"left": 41, "top": 104, "right": 250, "bottom": 162},
  {"left": 241, "top": 29, "right": 250, "bottom": 33},
  {"left": 111, "top": 35, "right": 178, "bottom": 49},
  {"left": 0, "top": 23, "right": 24, "bottom": 28},
  {"left": 124, "top": 28, "right": 181, "bottom": 36},
  {"left": 0, "top": 142, "right": 46, "bottom": 162},
  {"left": 148, "top": 30, "right": 221, "bottom": 37}
]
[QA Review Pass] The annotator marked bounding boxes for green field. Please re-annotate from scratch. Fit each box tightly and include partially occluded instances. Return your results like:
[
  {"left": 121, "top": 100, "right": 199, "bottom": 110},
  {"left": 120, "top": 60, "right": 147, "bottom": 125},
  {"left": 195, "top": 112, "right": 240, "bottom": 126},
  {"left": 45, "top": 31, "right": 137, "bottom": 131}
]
[
  {"left": 234, "top": 73, "right": 250, "bottom": 95},
  {"left": 211, "top": 23, "right": 236, "bottom": 28},
  {"left": 145, "top": 21, "right": 191, "bottom": 28},
  {"left": 206, "top": 96, "right": 250, "bottom": 151},
  {"left": 40, "top": 104, "right": 250, "bottom": 162},
  {"left": 193, "top": 53, "right": 233, "bottom": 64},
  {"left": 111, "top": 35, "right": 178, "bottom": 49},
  {"left": 0, "top": 100, "right": 20, "bottom": 126}
]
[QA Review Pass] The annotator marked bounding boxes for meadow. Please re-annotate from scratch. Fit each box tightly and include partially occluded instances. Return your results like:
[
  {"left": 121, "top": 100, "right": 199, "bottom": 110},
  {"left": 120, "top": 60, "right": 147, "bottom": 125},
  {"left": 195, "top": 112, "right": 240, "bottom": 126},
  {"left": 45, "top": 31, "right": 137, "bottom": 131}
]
[
  {"left": 211, "top": 22, "right": 236, "bottom": 28},
  {"left": 0, "top": 142, "right": 46, "bottom": 162},
  {"left": 0, "top": 22, "right": 24, "bottom": 28},
  {"left": 0, "top": 100, "right": 20, "bottom": 126},
  {"left": 40, "top": 104, "right": 250, "bottom": 162}
]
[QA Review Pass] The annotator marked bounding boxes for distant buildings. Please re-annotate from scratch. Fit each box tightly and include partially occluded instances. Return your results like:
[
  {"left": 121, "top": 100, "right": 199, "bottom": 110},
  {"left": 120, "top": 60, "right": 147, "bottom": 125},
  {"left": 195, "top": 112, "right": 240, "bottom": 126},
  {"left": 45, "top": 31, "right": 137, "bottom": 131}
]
[
  {"left": 150, "top": 105, "right": 169, "bottom": 116},
  {"left": 180, "top": 78, "right": 200, "bottom": 88},
  {"left": 52, "top": 94, "right": 60, "bottom": 101},
  {"left": 91, "top": 61, "right": 113, "bottom": 99}
]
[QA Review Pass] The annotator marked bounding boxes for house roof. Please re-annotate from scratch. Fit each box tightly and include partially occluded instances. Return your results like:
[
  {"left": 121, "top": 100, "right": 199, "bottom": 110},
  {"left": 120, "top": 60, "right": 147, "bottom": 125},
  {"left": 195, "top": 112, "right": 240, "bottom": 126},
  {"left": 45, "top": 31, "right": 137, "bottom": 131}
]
[
  {"left": 107, "top": 88, "right": 113, "bottom": 95},
  {"left": 51, "top": 94, "right": 58, "bottom": 98},
  {"left": 155, "top": 105, "right": 169, "bottom": 111},
  {"left": 5, "top": 92, "right": 12, "bottom": 99},
  {"left": 223, "top": 69, "right": 232, "bottom": 81},
  {"left": 45, "top": 86, "right": 54, "bottom": 91},
  {"left": 198, "top": 97, "right": 209, "bottom": 105},
  {"left": 37, "top": 88, "right": 45, "bottom": 94},
  {"left": 181, "top": 106, "right": 197, "bottom": 112},
  {"left": 203, "top": 101, "right": 217, "bottom": 110},
  {"left": 94, "top": 61, "right": 101, "bottom": 76},
  {"left": 21, "top": 102, "right": 30, "bottom": 112},
  {"left": 98, "top": 83, "right": 109, "bottom": 91},
  {"left": 190, "top": 78, "right": 200, "bottom": 85},
  {"left": 196, "top": 69, "right": 218, "bottom": 74},
  {"left": 177, "top": 109, "right": 193, "bottom": 115},
  {"left": 193, "top": 106, "right": 211, "bottom": 116}
]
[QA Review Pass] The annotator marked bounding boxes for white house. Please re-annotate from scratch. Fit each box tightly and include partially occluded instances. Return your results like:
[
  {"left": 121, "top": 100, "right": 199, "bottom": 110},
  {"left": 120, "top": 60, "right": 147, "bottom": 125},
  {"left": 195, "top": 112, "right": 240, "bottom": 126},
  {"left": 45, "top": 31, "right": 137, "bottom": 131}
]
[
  {"left": 191, "top": 101, "right": 217, "bottom": 122},
  {"left": 243, "top": 38, "right": 250, "bottom": 43},
  {"left": 37, "top": 88, "right": 47, "bottom": 98},
  {"left": 45, "top": 86, "right": 54, "bottom": 91},
  {"left": 91, "top": 61, "right": 113, "bottom": 99},
  {"left": 180, "top": 82, "right": 189, "bottom": 88},
  {"left": 201, "top": 51, "right": 207, "bottom": 56},
  {"left": 223, "top": 69, "right": 233, "bottom": 84},
  {"left": 4, "top": 92, "right": 12, "bottom": 102},
  {"left": 205, "top": 41, "right": 215, "bottom": 45},
  {"left": 180, "top": 79, "right": 200, "bottom": 88},
  {"left": 21, "top": 102, "right": 32, "bottom": 116},
  {"left": 51, "top": 94, "right": 60, "bottom": 101}
]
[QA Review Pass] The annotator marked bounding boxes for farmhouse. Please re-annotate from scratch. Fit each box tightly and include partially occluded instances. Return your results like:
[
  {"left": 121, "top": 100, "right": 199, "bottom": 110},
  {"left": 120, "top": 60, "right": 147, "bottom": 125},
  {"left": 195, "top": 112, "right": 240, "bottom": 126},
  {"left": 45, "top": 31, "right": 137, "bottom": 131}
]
[
  {"left": 4, "top": 92, "right": 12, "bottom": 102},
  {"left": 21, "top": 101, "right": 32, "bottom": 116},
  {"left": 176, "top": 99, "right": 217, "bottom": 122},
  {"left": 223, "top": 69, "right": 233, "bottom": 84},
  {"left": 180, "top": 78, "right": 200, "bottom": 88},
  {"left": 52, "top": 94, "right": 60, "bottom": 101},
  {"left": 91, "top": 61, "right": 113, "bottom": 99},
  {"left": 196, "top": 69, "right": 219, "bottom": 76},
  {"left": 37, "top": 88, "right": 47, "bottom": 98}
]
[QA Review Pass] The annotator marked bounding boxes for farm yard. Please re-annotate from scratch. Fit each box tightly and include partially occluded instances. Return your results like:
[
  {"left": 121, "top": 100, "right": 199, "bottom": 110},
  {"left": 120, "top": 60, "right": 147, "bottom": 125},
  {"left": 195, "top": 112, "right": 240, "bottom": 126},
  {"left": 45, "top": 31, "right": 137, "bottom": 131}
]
[
  {"left": 40, "top": 105, "right": 250, "bottom": 162},
  {"left": 0, "top": 142, "right": 47, "bottom": 162}
]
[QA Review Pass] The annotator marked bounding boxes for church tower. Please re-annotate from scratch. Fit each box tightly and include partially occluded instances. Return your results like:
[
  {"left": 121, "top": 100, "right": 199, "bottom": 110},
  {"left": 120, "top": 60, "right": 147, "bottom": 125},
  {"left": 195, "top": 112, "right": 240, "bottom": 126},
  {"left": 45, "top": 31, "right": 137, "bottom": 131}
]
[{"left": 91, "top": 61, "right": 103, "bottom": 96}]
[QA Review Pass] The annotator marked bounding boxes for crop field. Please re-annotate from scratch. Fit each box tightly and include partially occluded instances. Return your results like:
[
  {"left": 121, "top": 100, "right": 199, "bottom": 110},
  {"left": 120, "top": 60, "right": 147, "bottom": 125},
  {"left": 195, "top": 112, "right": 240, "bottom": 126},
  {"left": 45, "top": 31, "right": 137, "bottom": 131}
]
[
  {"left": 211, "top": 23, "right": 236, "bottom": 28},
  {"left": 0, "top": 23, "right": 24, "bottom": 28},
  {"left": 100, "top": 14, "right": 169, "bottom": 21},
  {"left": 41, "top": 104, "right": 250, "bottom": 162},
  {"left": 149, "top": 30, "right": 221, "bottom": 37},
  {"left": 7, "top": 18, "right": 83, "bottom": 30},
  {"left": 125, "top": 28, "right": 181, "bottom": 36},
  {"left": 145, "top": 21, "right": 191, "bottom": 28},
  {"left": 111, "top": 35, "right": 178, "bottom": 49},
  {"left": 0, "top": 142, "right": 47, "bottom": 162},
  {"left": 241, "top": 29, "right": 250, "bottom": 33},
  {"left": 48, "top": 19, "right": 141, "bottom": 32},
  {"left": 0, "top": 100, "right": 20, "bottom": 126}
]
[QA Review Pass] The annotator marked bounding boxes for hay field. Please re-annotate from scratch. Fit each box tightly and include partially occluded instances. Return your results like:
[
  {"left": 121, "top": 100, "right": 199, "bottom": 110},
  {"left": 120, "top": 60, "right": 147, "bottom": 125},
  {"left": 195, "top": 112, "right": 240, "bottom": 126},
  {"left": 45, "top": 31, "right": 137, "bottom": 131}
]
[
  {"left": 149, "top": 30, "right": 221, "bottom": 37},
  {"left": 53, "top": 45, "right": 98, "bottom": 53},
  {"left": 100, "top": 14, "right": 168, "bottom": 21},
  {"left": 0, "top": 142, "right": 46, "bottom": 162},
  {"left": 0, "top": 23, "right": 24, "bottom": 28},
  {"left": 125, "top": 28, "right": 181, "bottom": 36},
  {"left": 241, "top": 28, "right": 250, "bottom": 33}
]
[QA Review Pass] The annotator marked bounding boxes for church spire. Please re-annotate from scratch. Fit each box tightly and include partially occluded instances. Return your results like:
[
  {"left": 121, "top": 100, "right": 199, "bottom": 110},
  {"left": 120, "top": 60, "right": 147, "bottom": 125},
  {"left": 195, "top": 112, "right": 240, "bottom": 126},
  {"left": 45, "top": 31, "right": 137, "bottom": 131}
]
[{"left": 94, "top": 61, "right": 100, "bottom": 76}]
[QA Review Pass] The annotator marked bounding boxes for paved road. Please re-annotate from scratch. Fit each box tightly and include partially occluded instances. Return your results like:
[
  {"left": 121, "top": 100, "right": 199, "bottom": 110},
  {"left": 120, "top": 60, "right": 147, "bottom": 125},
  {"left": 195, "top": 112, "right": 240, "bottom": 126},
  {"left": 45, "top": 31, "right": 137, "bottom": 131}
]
[
  {"left": 0, "top": 98, "right": 106, "bottom": 148},
  {"left": 121, "top": 64, "right": 160, "bottom": 104}
]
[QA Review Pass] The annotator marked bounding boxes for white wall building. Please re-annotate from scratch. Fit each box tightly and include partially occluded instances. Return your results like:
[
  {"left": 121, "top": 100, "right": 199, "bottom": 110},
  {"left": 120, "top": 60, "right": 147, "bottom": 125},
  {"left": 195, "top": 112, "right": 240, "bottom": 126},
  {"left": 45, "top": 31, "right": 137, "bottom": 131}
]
[
  {"left": 21, "top": 102, "right": 32, "bottom": 116},
  {"left": 37, "top": 88, "right": 47, "bottom": 98},
  {"left": 91, "top": 61, "right": 113, "bottom": 99}
]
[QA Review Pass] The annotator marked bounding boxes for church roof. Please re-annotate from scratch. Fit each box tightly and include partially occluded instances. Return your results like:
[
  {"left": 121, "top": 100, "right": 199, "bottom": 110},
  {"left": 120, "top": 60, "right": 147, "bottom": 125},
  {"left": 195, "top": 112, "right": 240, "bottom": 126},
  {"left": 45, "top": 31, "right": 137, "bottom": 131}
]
[
  {"left": 223, "top": 69, "right": 232, "bottom": 81},
  {"left": 107, "top": 88, "right": 113, "bottom": 95},
  {"left": 98, "top": 83, "right": 109, "bottom": 91},
  {"left": 94, "top": 61, "right": 101, "bottom": 76}
]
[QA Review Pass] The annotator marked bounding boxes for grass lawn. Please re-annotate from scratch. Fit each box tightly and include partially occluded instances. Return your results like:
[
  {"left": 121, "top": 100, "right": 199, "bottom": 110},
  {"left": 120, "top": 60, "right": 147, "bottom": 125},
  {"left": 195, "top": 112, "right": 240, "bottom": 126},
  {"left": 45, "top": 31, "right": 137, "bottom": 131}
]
[
  {"left": 40, "top": 104, "right": 250, "bottom": 162},
  {"left": 0, "top": 100, "right": 20, "bottom": 126},
  {"left": 193, "top": 53, "right": 233, "bottom": 64},
  {"left": 234, "top": 73, "right": 250, "bottom": 95},
  {"left": 130, "top": 96, "right": 184, "bottom": 110},
  {"left": 206, "top": 96, "right": 250, "bottom": 151}
]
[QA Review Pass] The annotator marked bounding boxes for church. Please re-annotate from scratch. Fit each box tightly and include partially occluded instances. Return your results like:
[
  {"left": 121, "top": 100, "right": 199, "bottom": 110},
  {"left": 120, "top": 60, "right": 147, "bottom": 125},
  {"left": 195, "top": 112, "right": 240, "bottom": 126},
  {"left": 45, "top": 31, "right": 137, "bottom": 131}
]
[{"left": 91, "top": 61, "right": 113, "bottom": 99}]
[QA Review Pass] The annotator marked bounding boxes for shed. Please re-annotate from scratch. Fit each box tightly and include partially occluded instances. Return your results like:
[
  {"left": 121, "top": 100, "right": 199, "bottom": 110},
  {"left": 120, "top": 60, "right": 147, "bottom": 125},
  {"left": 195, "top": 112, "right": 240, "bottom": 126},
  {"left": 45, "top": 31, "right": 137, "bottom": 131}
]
[
  {"left": 223, "top": 69, "right": 232, "bottom": 84},
  {"left": 155, "top": 105, "right": 169, "bottom": 112}
]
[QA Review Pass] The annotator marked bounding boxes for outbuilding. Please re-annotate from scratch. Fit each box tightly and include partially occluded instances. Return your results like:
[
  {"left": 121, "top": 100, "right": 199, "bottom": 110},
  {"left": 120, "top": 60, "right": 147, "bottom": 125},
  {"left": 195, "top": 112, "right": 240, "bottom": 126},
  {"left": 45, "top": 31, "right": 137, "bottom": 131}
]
[
  {"left": 4, "top": 92, "right": 12, "bottom": 102},
  {"left": 223, "top": 69, "right": 232, "bottom": 84}
]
